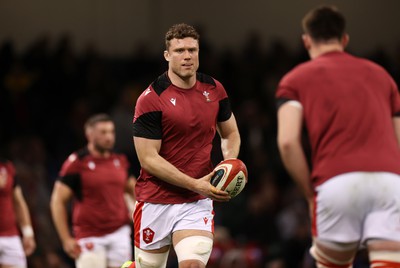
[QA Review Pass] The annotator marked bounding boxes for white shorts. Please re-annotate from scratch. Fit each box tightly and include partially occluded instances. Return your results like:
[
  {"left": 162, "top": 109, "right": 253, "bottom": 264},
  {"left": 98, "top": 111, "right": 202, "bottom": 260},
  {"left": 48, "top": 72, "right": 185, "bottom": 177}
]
[
  {"left": 0, "top": 235, "right": 26, "bottom": 267},
  {"left": 313, "top": 172, "right": 400, "bottom": 245},
  {"left": 77, "top": 225, "right": 132, "bottom": 267},
  {"left": 134, "top": 199, "right": 214, "bottom": 250}
]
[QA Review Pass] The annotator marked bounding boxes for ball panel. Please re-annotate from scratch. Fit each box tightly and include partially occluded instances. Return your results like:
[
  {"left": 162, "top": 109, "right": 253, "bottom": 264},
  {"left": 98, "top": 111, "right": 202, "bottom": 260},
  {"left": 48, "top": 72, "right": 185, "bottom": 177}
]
[{"left": 210, "top": 159, "right": 248, "bottom": 198}]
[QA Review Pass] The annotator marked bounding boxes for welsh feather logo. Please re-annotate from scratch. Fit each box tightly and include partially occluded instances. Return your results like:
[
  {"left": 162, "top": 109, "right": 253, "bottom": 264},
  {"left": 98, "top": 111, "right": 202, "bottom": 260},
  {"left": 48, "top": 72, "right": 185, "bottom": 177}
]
[
  {"left": 203, "top": 91, "right": 211, "bottom": 102},
  {"left": 143, "top": 227, "right": 155, "bottom": 244},
  {"left": 170, "top": 98, "right": 176, "bottom": 106}
]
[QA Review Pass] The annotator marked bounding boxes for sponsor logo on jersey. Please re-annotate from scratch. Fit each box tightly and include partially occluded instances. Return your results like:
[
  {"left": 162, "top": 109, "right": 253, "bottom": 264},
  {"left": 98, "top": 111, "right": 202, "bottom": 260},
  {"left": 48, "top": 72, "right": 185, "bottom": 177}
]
[
  {"left": 68, "top": 154, "right": 77, "bottom": 162},
  {"left": 88, "top": 161, "right": 96, "bottom": 170},
  {"left": 144, "top": 88, "right": 151, "bottom": 96},
  {"left": 203, "top": 217, "right": 209, "bottom": 225},
  {"left": 170, "top": 98, "right": 176, "bottom": 106},
  {"left": 114, "top": 158, "right": 121, "bottom": 168}
]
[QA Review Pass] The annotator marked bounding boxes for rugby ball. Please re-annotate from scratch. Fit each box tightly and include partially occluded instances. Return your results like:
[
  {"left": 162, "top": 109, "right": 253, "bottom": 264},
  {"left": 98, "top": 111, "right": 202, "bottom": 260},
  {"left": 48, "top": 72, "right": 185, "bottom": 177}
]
[{"left": 210, "top": 158, "right": 248, "bottom": 198}]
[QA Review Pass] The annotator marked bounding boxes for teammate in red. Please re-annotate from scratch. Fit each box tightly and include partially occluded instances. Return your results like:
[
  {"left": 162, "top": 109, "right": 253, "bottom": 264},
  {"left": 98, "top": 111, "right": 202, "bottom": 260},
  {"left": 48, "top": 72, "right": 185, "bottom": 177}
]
[
  {"left": 50, "top": 114, "right": 136, "bottom": 268},
  {"left": 130, "top": 23, "right": 240, "bottom": 268},
  {"left": 0, "top": 159, "right": 36, "bottom": 268},
  {"left": 276, "top": 5, "right": 400, "bottom": 268}
]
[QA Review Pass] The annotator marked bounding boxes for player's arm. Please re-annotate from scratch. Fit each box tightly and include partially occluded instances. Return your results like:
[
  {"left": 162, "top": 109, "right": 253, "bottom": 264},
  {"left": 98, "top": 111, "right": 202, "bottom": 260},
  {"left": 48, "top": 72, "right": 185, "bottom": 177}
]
[
  {"left": 13, "top": 185, "right": 36, "bottom": 256},
  {"left": 217, "top": 113, "right": 241, "bottom": 159},
  {"left": 124, "top": 176, "right": 137, "bottom": 216},
  {"left": 50, "top": 181, "right": 81, "bottom": 259},
  {"left": 277, "top": 102, "right": 314, "bottom": 203},
  {"left": 134, "top": 137, "right": 230, "bottom": 201},
  {"left": 393, "top": 117, "right": 400, "bottom": 147}
]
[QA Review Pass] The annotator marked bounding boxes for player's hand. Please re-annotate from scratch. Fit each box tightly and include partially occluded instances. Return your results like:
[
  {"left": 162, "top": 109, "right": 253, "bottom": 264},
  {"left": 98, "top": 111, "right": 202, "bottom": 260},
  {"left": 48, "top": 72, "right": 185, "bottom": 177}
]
[
  {"left": 22, "top": 236, "right": 36, "bottom": 256},
  {"left": 196, "top": 171, "right": 231, "bottom": 202},
  {"left": 63, "top": 237, "right": 81, "bottom": 259}
]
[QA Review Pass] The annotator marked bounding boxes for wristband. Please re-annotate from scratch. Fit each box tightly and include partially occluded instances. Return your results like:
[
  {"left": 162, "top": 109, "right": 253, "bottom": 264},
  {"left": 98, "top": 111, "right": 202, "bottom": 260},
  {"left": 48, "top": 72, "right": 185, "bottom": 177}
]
[{"left": 22, "top": 226, "right": 34, "bottom": 238}]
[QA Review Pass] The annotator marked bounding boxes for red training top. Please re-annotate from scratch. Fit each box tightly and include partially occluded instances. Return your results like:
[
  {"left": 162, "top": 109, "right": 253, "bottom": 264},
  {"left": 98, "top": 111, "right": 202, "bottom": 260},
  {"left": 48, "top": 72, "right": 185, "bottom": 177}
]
[
  {"left": 133, "top": 72, "right": 232, "bottom": 204},
  {"left": 276, "top": 51, "right": 400, "bottom": 187},
  {"left": 58, "top": 148, "right": 130, "bottom": 239},
  {"left": 0, "top": 160, "right": 19, "bottom": 236}
]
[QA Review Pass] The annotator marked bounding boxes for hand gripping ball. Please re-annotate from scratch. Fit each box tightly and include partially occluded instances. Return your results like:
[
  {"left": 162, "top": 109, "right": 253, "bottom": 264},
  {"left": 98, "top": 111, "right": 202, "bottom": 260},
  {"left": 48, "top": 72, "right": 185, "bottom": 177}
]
[{"left": 210, "top": 158, "right": 248, "bottom": 198}]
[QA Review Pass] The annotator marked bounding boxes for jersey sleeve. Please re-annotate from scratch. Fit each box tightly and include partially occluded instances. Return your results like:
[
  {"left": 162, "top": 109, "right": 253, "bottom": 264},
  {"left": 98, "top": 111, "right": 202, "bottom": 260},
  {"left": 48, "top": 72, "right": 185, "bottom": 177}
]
[
  {"left": 214, "top": 79, "right": 232, "bottom": 122},
  {"left": 58, "top": 153, "right": 82, "bottom": 198},
  {"left": 275, "top": 73, "right": 300, "bottom": 109},
  {"left": 132, "top": 87, "right": 163, "bottom": 139}
]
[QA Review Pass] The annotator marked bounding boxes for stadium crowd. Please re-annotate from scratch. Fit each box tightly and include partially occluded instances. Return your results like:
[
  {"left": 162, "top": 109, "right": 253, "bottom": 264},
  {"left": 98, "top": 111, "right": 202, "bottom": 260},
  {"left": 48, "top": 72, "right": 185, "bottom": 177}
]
[{"left": 1, "top": 31, "right": 399, "bottom": 267}]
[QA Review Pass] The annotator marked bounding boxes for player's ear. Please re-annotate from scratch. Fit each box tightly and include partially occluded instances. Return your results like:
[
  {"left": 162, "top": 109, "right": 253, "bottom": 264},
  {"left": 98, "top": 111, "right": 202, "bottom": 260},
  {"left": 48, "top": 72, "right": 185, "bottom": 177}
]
[
  {"left": 164, "top": 50, "right": 170, "bottom": 62},
  {"left": 341, "top": 34, "right": 350, "bottom": 48},
  {"left": 302, "top": 34, "right": 312, "bottom": 50},
  {"left": 85, "top": 127, "right": 92, "bottom": 140}
]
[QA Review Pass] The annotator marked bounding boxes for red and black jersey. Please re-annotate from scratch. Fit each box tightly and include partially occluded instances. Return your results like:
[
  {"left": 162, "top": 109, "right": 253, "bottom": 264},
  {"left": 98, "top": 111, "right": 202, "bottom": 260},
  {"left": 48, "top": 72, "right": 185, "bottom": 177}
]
[
  {"left": 0, "top": 159, "right": 18, "bottom": 236},
  {"left": 58, "top": 148, "right": 130, "bottom": 239},
  {"left": 276, "top": 51, "right": 400, "bottom": 187},
  {"left": 133, "top": 72, "right": 232, "bottom": 204}
]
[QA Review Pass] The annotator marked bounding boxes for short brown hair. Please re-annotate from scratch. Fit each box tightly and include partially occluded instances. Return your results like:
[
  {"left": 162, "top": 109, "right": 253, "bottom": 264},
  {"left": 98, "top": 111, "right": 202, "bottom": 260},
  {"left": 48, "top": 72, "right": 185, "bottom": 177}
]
[
  {"left": 84, "top": 113, "right": 113, "bottom": 131},
  {"left": 165, "top": 23, "right": 200, "bottom": 50},
  {"left": 302, "top": 5, "right": 346, "bottom": 42}
]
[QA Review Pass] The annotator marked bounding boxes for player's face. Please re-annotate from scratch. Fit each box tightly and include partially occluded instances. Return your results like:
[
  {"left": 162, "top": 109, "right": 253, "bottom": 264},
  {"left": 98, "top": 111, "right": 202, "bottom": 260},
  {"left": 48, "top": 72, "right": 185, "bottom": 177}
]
[
  {"left": 90, "top": 121, "right": 115, "bottom": 153},
  {"left": 164, "top": 37, "right": 199, "bottom": 80}
]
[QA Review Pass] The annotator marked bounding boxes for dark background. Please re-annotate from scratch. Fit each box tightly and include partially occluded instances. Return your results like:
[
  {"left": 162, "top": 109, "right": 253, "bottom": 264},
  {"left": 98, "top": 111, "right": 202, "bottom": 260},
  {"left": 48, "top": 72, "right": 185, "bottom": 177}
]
[{"left": 1, "top": 1, "right": 399, "bottom": 267}]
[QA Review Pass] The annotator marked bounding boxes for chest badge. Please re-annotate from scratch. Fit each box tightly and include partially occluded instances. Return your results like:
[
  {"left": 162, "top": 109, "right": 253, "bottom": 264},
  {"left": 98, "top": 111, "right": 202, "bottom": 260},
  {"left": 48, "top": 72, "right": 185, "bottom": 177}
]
[
  {"left": 203, "top": 91, "right": 211, "bottom": 102},
  {"left": 170, "top": 98, "right": 176, "bottom": 106}
]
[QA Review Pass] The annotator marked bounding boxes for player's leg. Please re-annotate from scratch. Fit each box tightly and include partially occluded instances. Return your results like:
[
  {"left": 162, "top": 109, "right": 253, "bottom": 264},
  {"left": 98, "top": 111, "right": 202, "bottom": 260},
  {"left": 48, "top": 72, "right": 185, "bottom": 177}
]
[
  {"left": 363, "top": 172, "right": 400, "bottom": 268},
  {"left": 310, "top": 238, "right": 358, "bottom": 268},
  {"left": 0, "top": 236, "right": 27, "bottom": 268},
  {"left": 172, "top": 199, "right": 214, "bottom": 268},
  {"left": 173, "top": 230, "right": 213, "bottom": 268},
  {"left": 134, "top": 245, "right": 170, "bottom": 268},
  {"left": 367, "top": 240, "right": 400, "bottom": 268},
  {"left": 133, "top": 201, "right": 175, "bottom": 268},
  {"left": 76, "top": 237, "right": 107, "bottom": 268},
  {"left": 105, "top": 225, "right": 132, "bottom": 268},
  {"left": 311, "top": 173, "right": 368, "bottom": 268}
]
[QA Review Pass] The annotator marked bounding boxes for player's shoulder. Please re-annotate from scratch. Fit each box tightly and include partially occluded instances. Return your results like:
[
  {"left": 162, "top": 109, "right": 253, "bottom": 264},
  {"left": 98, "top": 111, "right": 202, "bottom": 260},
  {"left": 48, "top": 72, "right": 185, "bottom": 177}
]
[
  {"left": 355, "top": 55, "right": 389, "bottom": 73},
  {"left": 279, "top": 60, "right": 312, "bottom": 84},
  {"left": 61, "top": 148, "right": 89, "bottom": 170},
  {"left": 111, "top": 151, "right": 128, "bottom": 161},
  {"left": 196, "top": 72, "right": 226, "bottom": 93},
  {"left": 111, "top": 151, "right": 130, "bottom": 167},
  {"left": 196, "top": 72, "right": 217, "bottom": 87},
  {"left": 136, "top": 73, "right": 170, "bottom": 107},
  {"left": 150, "top": 72, "right": 172, "bottom": 96},
  {"left": 0, "top": 158, "right": 15, "bottom": 173}
]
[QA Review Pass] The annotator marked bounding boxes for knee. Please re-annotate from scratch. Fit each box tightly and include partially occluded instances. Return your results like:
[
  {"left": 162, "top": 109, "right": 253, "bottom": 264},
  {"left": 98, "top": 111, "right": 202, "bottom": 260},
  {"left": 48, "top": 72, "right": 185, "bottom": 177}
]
[
  {"left": 76, "top": 251, "right": 107, "bottom": 268},
  {"left": 174, "top": 236, "right": 213, "bottom": 266},
  {"left": 134, "top": 247, "right": 169, "bottom": 268},
  {"left": 367, "top": 240, "right": 400, "bottom": 267},
  {"left": 310, "top": 239, "right": 358, "bottom": 268}
]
